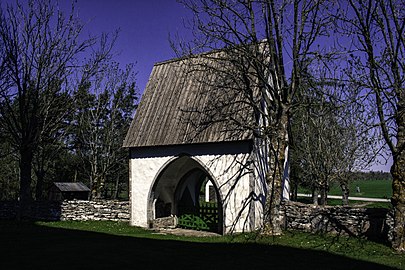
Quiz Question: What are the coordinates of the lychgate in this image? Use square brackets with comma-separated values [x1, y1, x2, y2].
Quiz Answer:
[123, 51, 289, 234]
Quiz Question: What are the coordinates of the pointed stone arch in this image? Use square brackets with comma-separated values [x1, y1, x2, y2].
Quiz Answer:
[128, 141, 266, 234]
[147, 154, 224, 234]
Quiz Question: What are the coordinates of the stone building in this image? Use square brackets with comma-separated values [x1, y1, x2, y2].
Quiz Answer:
[123, 50, 289, 234]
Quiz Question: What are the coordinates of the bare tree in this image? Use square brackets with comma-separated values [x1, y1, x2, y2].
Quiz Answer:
[72, 62, 137, 199]
[0, 138, 19, 200]
[339, 0, 405, 252]
[0, 0, 110, 214]
[173, 0, 333, 234]
[291, 73, 377, 206]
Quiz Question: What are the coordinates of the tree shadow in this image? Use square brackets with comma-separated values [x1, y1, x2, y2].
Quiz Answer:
[0, 221, 396, 270]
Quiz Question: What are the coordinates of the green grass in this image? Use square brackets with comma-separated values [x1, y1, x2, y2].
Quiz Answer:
[296, 197, 392, 208]
[328, 180, 392, 199]
[326, 198, 391, 208]
[298, 179, 392, 200]
[1, 220, 403, 269]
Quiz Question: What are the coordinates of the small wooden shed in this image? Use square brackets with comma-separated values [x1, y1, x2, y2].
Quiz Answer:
[48, 182, 90, 201]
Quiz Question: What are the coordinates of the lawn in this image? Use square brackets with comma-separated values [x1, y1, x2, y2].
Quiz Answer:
[299, 179, 392, 199]
[1, 220, 403, 269]
[298, 179, 393, 208]
[296, 197, 391, 208]
[326, 198, 391, 208]
[328, 180, 392, 199]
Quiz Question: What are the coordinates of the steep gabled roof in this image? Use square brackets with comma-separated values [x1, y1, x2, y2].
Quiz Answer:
[123, 51, 255, 148]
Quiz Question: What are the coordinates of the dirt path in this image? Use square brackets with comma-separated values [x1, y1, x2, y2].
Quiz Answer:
[297, 193, 390, 202]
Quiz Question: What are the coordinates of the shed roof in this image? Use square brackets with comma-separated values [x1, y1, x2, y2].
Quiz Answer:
[53, 182, 90, 192]
[123, 51, 255, 148]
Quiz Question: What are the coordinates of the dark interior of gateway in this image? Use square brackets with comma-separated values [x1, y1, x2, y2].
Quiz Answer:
[149, 156, 222, 233]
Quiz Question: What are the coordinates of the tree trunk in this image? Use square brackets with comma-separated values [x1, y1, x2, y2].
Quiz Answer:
[319, 180, 328, 206]
[90, 174, 96, 200]
[391, 93, 405, 252]
[35, 170, 45, 200]
[290, 180, 297, 201]
[19, 146, 33, 219]
[391, 94, 405, 252]
[97, 175, 105, 199]
[113, 175, 120, 199]
[264, 171, 283, 235]
[263, 110, 289, 235]
[391, 155, 405, 252]
[312, 187, 319, 205]
[340, 182, 350, 206]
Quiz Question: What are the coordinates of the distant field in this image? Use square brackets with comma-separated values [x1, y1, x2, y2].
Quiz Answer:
[329, 179, 392, 199]
[299, 179, 392, 199]
[296, 197, 391, 208]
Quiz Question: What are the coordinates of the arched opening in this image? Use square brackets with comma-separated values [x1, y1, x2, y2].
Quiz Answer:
[175, 169, 222, 233]
[148, 155, 223, 234]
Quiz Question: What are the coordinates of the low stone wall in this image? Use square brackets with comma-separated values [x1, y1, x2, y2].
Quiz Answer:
[59, 200, 129, 221]
[0, 200, 394, 241]
[150, 216, 178, 229]
[0, 200, 130, 222]
[280, 201, 394, 242]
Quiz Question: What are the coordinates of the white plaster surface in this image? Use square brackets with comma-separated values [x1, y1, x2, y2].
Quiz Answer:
[130, 156, 171, 227]
[129, 142, 265, 233]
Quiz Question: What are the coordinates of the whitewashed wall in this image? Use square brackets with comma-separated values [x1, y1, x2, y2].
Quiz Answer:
[129, 141, 265, 234]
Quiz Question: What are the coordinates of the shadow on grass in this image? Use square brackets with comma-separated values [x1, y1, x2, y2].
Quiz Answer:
[0, 222, 395, 270]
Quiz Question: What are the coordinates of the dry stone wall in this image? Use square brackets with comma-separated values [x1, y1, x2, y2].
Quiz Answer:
[0, 200, 129, 222]
[59, 200, 129, 221]
[0, 199, 394, 242]
[280, 201, 394, 242]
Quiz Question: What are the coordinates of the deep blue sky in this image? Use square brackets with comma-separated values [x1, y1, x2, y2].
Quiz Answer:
[3, 0, 391, 171]
[72, 1, 391, 172]
[72, 0, 190, 93]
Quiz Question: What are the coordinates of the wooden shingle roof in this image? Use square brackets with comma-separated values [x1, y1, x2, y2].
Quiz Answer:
[123, 52, 254, 148]
[53, 182, 90, 192]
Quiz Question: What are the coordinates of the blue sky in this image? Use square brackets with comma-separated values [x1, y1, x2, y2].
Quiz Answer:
[72, 0, 191, 93]
[2, 0, 391, 172]
[71, 1, 392, 172]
